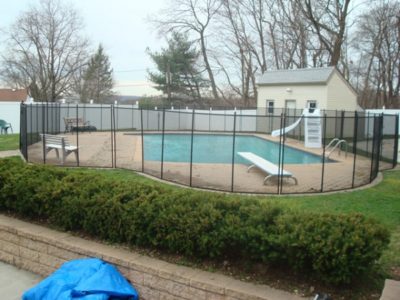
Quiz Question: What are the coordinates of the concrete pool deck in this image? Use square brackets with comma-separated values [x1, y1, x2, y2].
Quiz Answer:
[0, 261, 42, 299]
[26, 131, 393, 194]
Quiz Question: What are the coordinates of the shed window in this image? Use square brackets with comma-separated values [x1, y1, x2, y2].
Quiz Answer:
[307, 100, 317, 109]
[266, 100, 274, 113]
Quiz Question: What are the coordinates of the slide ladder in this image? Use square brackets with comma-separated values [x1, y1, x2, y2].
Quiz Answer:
[304, 109, 322, 148]
[325, 138, 348, 158]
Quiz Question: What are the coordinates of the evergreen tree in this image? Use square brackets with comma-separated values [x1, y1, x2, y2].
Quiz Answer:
[82, 44, 114, 103]
[147, 32, 208, 101]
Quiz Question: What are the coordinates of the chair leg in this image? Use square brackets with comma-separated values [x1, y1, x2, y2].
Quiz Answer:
[247, 165, 256, 173]
[264, 175, 274, 185]
[61, 150, 66, 165]
[74, 150, 79, 165]
[55, 149, 60, 159]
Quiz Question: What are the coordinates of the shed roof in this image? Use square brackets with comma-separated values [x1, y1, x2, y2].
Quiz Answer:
[257, 67, 335, 85]
[0, 89, 28, 102]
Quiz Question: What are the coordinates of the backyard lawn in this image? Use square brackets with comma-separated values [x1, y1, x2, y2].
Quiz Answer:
[0, 134, 19, 151]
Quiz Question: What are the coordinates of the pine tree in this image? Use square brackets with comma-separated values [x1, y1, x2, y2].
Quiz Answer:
[82, 44, 114, 103]
[147, 32, 208, 101]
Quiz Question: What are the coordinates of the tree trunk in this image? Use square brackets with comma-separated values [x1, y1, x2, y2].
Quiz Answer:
[200, 31, 219, 99]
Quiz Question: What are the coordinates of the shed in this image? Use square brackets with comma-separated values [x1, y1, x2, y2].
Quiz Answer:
[257, 67, 358, 112]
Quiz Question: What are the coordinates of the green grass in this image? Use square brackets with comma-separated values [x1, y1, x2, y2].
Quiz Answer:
[0, 134, 19, 151]
[279, 171, 400, 229]
[72, 167, 400, 273]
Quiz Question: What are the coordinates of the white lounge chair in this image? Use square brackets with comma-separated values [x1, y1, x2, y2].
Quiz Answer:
[238, 152, 298, 185]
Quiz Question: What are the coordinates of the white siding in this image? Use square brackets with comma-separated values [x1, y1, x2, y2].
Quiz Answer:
[257, 84, 328, 109]
[326, 71, 358, 111]
[0, 102, 20, 133]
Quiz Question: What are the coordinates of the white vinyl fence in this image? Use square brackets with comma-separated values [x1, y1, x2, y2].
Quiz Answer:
[0, 102, 21, 134]
[55, 105, 257, 133]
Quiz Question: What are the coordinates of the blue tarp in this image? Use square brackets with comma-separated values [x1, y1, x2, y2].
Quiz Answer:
[23, 258, 139, 300]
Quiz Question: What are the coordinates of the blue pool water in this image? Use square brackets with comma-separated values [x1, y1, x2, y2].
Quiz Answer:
[143, 134, 325, 164]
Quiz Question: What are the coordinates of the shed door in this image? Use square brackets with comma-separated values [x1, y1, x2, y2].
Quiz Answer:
[285, 99, 296, 109]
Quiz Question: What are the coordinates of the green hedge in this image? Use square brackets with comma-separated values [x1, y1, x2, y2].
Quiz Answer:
[0, 158, 390, 284]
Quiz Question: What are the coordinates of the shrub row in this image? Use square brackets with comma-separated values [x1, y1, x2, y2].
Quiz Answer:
[0, 158, 390, 284]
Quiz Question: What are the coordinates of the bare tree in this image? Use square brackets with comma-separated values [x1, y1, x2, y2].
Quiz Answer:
[296, 0, 352, 67]
[0, 0, 89, 101]
[214, 0, 257, 105]
[353, 1, 400, 108]
[151, 0, 221, 99]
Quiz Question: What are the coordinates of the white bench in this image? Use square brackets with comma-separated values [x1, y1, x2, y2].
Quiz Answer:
[63, 117, 92, 133]
[238, 152, 298, 185]
[40, 134, 79, 165]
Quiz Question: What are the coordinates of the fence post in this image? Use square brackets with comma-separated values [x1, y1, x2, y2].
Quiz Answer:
[131, 103, 135, 130]
[110, 105, 114, 168]
[100, 104, 103, 131]
[57, 103, 60, 134]
[113, 105, 117, 168]
[75, 105, 80, 167]
[19, 103, 27, 160]
[393, 114, 399, 167]
[189, 109, 195, 187]
[30, 103, 33, 145]
[83, 103, 86, 128]
[41, 103, 46, 164]
[321, 114, 327, 192]
[334, 110, 338, 137]
[160, 109, 166, 179]
[24, 104, 29, 161]
[277, 114, 284, 194]
[45, 101, 47, 134]
[231, 112, 237, 192]
[19, 103, 23, 153]
[340, 110, 345, 140]
[378, 114, 384, 170]
[141, 108, 144, 172]
[370, 115, 377, 183]
[352, 112, 359, 188]
[157, 110, 160, 131]
[370, 115, 383, 182]
[36, 103, 39, 139]
[366, 112, 370, 155]
[279, 113, 287, 194]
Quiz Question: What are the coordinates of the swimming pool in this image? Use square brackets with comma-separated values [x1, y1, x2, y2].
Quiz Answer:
[143, 134, 325, 164]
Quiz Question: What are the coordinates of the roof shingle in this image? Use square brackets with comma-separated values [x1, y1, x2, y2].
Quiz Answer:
[257, 67, 335, 85]
[0, 89, 28, 102]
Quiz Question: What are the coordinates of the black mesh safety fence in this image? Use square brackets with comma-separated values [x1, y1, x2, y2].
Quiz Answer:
[20, 103, 398, 194]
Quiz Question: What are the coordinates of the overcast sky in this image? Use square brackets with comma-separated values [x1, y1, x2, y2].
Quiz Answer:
[0, 0, 166, 96]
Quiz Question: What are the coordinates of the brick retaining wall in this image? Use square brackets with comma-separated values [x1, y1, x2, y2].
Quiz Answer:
[0, 214, 304, 300]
